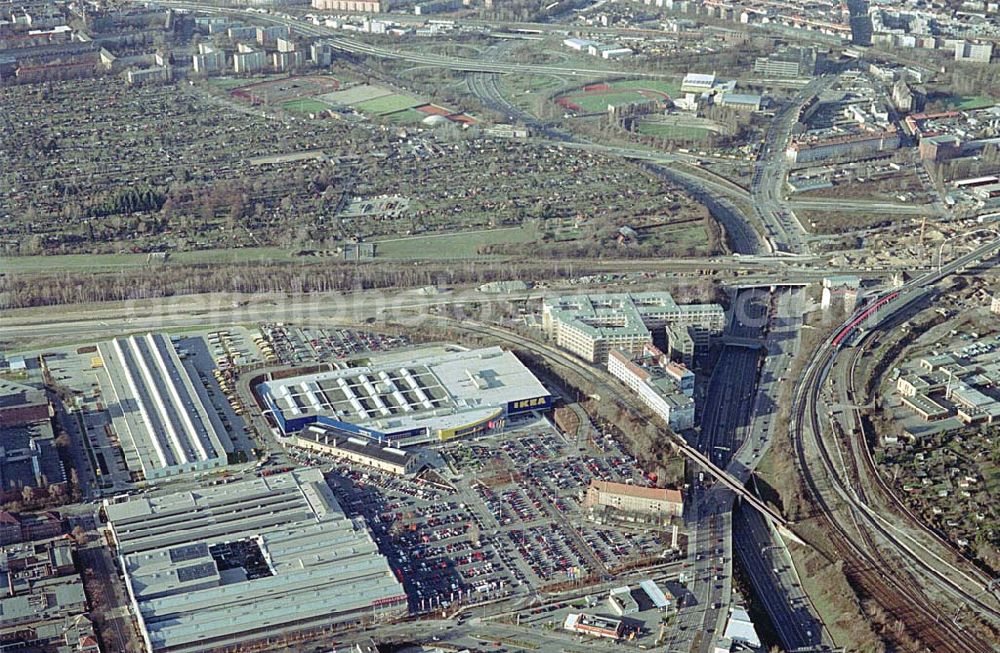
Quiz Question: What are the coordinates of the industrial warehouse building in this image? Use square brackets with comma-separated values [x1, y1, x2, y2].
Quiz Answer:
[896, 349, 1000, 428]
[680, 72, 717, 94]
[716, 92, 762, 112]
[104, 469, 407, 653]
[0, 379, 65, 502]
[785, 127, 901, 164]
[542, 292, 725, 364]
[259, 347, 551, 446]
[97, 333, 234, 481]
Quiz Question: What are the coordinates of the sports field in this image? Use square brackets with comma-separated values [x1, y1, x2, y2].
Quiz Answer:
[610, 79, 682, 96]
[385, 108, 429, 124]
[317, 84, 392, 106]
[417, 104, 451, 116]
[555, 79, 681, 113]
[353, 93, 423, 116]
[231, 76, 341, 105]
[281, 99, 331, 115]
[636, 121, 713, 140]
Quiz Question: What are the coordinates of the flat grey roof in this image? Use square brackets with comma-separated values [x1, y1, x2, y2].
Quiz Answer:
[0, 576, 87, 626]
[299, 424, 413, 466]
[263, 346, 549, 433]
[98, 333, 231, 479]
[544, 292, 724, 340]
[902, 393, 949, 416]
[0, 378, 46, 411]
[106, 469, 405, 652]
[1, 419, 62, 493]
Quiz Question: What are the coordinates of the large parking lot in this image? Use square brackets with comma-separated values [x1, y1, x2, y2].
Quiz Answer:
[257, 324, 410, 365]
[305, 419, 678, 615]
[325, 467, 516, 613]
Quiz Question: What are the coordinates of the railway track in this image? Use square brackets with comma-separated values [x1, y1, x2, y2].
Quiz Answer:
[435, 316, 785, 522]
[844, 345, 996, 589]
[793, 341, 999, 652]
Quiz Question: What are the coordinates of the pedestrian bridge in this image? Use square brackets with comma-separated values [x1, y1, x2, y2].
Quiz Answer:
[721, 336, 767, 349]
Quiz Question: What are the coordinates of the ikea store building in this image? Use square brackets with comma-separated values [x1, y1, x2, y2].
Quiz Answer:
[257, 346, 552, 447]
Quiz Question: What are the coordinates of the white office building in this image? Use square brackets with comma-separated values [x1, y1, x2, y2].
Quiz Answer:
[542, 292, 724, 364]
[607, 345, 695, 430]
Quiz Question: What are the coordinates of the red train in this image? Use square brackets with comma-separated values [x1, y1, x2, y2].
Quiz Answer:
[831, 291, 900, 347]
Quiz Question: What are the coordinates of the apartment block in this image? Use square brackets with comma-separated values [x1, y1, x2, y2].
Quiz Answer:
[542, 292, 724, 364]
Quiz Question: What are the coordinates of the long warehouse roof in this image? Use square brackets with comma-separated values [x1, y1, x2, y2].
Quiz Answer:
[98, 333, 230, 478]
[105, 469, 405, 652]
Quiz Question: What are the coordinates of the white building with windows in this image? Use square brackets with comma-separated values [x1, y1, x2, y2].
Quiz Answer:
[542, 292, 724, 364]
[192, 43, 225, 74]
[607, 345, 695, 430]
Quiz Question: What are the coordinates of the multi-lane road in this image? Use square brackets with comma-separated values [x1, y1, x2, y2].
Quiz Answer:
[668, 287, 832, 652]
[751, 76, 836, 255]
[675, 288, 764, 651]
[727, 288, 832, 651]
[461, 48, 767, 256]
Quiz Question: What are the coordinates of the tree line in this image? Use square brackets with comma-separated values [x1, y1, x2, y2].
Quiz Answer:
[0, 258, 588, 309]
[86, 183, 166, 217]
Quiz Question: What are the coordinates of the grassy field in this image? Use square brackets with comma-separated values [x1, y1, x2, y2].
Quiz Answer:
[374, 225, 537, 259]
[353, 93, 423, 116]
[0, 247, 298, 273]
[319, 84, 392, 106]
[611, 79, 682, 97]
[556, 80, 679, 114]
[281, 99, 331, 115]
[419, 43, 484, 57]
[385, 108, 430, 124]
[945, 94, 995, 110]
[794, 208, 896, 235]
[0, 230, 537, 272]
[663, 224, 710, 248]
[502, 73, 566, 93]
[636, 121, 713, 140]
